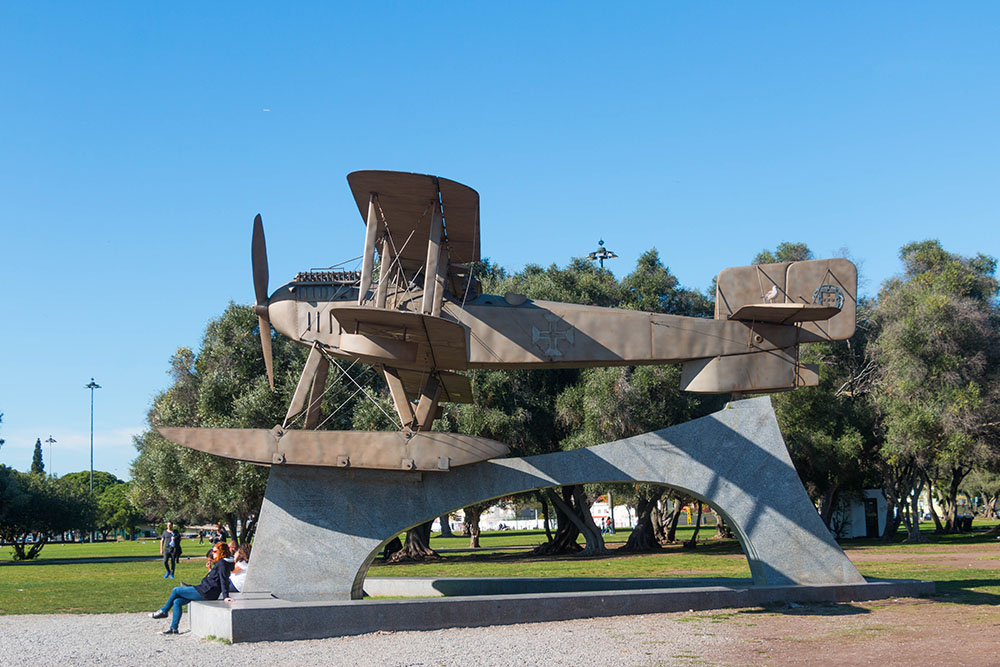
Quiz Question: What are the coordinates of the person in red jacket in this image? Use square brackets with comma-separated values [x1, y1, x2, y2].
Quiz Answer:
[150, 542, 234, 634]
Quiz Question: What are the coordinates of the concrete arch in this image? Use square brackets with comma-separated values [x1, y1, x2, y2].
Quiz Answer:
[245, 397, 865, 601]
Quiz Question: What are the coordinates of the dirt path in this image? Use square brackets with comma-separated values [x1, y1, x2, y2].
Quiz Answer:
[678, 597, 1000, 666]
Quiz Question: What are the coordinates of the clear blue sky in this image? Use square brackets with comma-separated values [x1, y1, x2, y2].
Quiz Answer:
[2, 3, 998, 479]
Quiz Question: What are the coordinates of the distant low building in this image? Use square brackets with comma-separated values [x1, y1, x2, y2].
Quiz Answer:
[831, 489, 886, 539]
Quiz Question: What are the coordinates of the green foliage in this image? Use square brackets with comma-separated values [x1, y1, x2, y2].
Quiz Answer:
[30, 439, 44, 474]
[872, 240, 1000, 532]
[500, 258, 623, 307]
[556, 365, 703, 450]
[131, 303, 288, 532]
[898, 240, 998, 302]
[873, 244, 999, 466]
[753, 241, 812, 265]
[0, 469, 90, 560]
[57, 471, 121, 537]
[450, 368, 577, 457]
[620, 249, 712, 317]
[773, 344, 878, 511]
[98, 482, 144, 538]
[750, 243, 880, 522]
[131, 302, 381, 539]
[59, 470, 120, 497]
[0, 465, 27, 531]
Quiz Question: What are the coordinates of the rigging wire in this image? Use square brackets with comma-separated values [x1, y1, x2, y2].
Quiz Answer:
[323, 351, 401, 430]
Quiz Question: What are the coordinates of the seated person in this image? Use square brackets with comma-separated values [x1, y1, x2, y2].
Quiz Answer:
[230, 543, 251, 592]
[150, 542, 234, 634]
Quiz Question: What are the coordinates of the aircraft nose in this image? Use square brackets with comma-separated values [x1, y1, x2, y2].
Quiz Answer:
[267, 297, 296, 340]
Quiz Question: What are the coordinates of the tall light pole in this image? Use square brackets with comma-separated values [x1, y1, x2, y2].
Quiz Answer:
[45, 435, 56, 476]
[84, 379, 101, 494]
[84, 379, 101, 542]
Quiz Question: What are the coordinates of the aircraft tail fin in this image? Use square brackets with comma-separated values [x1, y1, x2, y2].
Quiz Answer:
[714, 258, 857, 341]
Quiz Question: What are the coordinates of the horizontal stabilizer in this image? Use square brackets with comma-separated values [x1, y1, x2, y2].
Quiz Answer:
[728, 303, 841, 324]
[715, 258, 857, 341]
[158, 426, 508, 471]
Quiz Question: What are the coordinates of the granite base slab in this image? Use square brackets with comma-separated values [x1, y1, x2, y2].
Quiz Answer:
[190, 579, 934, 643]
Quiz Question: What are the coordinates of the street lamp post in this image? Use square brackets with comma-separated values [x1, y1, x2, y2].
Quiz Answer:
[45, 435, 56, 476]
[84, 378, 101, 542]
[587, 239, 618, 269]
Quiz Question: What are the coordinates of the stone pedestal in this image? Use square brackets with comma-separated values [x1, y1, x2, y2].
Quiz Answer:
[244, 397, 865, 601]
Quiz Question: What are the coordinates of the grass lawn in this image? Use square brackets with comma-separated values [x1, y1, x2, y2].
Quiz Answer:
[3, 523, 997, 615]
[0, 538, 208, 561]
[0, 557, 219, 614]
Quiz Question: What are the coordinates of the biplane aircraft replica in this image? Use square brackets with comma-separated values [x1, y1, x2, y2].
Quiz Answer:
[161, 171, 857, 472]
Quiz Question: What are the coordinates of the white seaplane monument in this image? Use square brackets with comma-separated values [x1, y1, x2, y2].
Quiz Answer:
[160, 171, 931, 642]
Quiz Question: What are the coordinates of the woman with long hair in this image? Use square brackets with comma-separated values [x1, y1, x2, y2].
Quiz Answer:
[150, 541, 235, 634]
[230, 542, 251, 591]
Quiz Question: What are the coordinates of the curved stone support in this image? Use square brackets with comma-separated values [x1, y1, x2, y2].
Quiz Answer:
[245, 397, 864, 601]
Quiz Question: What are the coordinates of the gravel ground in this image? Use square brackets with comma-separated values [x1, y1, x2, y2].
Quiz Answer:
[0, 611, 725, 666]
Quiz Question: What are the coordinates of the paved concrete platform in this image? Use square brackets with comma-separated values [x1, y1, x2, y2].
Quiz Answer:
[190, 579, 934, 643]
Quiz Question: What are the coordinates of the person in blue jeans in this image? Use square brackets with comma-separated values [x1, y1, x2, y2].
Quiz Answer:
[151, 541, 235, 634]
[159, 522, 181, 579]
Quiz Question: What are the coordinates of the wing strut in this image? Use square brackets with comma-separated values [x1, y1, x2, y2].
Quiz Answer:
[283, 343, 329, 429]
[413, 373, 443, 432]
[431, 244, 449, 317]
[420, 198, 444, 314]
[375, 234, 391, 308]
[383, 366, 415, 427]
[358, 193, 379, 305]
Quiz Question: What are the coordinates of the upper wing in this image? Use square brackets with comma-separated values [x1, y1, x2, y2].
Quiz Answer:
[347, 170, 480, 270]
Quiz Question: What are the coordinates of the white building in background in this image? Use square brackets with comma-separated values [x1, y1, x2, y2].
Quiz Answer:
[831, 489, 886, 539]
[432, 501, 637, 533]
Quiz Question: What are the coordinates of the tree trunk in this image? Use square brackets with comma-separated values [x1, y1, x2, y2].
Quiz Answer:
[387, 520, 439, 562]
[572, 486, 606, 555]
[650, 500, 667, 543]
[882, 490, 901, 541]
[982, 494, 998, 520]
[239, 513, 258, 545]
[463, 506, 482, 548]
[620, 490, 663, 552]
[905, 473, 928, 543]
[818, 485, 841, 528]
[879, 460, 910, 541]
[381, 536, 402, 560]
[538, 486, 606, 555]
[665, 496, 686, 543]
[226, 515, 240, 547]
[538, 491, 553, 542]
[10, 535, 47, 561]
[533, 488, 582, 555]
[924, 475, 945, 533]
[714, 511, 734, 539]
[943, 472, 959, 532]
[438, 514, 454, 538]
[943, 465, 971, 533]
[683, 502, 704, 549]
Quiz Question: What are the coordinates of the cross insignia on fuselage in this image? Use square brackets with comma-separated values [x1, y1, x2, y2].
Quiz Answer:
[532, 316, 575, 357]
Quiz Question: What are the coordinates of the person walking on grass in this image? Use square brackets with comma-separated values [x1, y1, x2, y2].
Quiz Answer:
[151, 542, 235, 634]
[159, 522, 181, 579]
